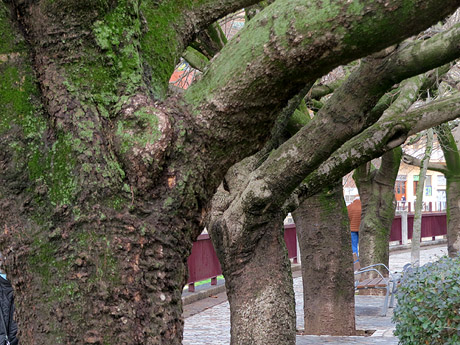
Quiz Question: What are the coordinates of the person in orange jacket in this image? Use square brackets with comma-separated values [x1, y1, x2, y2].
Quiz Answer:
[347, 197, 361, 256]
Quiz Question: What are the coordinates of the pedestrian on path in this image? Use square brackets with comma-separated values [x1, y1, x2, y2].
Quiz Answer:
[348, 197, 362, 257]
[0, 253, 19, 345]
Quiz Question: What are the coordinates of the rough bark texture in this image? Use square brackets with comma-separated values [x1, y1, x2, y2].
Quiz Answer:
[223, 220, 295, 345]
[411, 129, 434, 266]
[292, 183, 355, 335]
[445, 178, 460, 256]
[353, 148, 402, 277]
[207, 156, 296, 345]
[2, 0, 460, 343]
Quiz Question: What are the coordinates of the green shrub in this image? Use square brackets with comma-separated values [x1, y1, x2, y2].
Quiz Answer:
[393, 256, 460, 345]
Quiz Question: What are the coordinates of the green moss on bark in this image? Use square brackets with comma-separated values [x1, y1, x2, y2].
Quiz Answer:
[116, 108, 161, 155]
[139, 2, 183, 98]
[0, 64, 44, 136]
[0, 4, 26, 54]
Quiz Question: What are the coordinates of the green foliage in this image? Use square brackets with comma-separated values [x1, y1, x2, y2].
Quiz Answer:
[393, 256, 460, 345]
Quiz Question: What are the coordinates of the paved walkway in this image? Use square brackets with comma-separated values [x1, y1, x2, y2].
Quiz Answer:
[183, 244, 448, 345]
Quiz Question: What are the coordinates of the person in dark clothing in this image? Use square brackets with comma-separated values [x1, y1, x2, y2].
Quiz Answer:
[0, 275, 19, 345]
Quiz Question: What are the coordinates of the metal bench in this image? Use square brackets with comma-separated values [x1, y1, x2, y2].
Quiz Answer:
[353, 253, 397, 316]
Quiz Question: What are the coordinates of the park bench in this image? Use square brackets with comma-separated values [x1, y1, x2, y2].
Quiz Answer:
[353, 253, 397, 316]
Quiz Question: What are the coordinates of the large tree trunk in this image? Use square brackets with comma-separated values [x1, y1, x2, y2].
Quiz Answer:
[220, 220, 295, 345]
[354, 148, 402, 274]
[292, 183, 355, 336]
[207, 154, 297, 345]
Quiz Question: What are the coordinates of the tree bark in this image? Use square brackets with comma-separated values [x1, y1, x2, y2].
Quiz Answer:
[435, 123, 460, 257]
[353, 148, 402, 276]
[222, 220, 295, 345]
[445, 178, 460, 256]
[352, 72, 426, 273]
[207, 153, 296, 345]
[229, 23, 460, 218]
[292, 183, 355, 336]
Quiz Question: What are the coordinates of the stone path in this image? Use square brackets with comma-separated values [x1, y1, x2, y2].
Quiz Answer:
[183, 244, 448, 345]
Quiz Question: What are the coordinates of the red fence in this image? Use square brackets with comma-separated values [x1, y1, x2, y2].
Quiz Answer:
[390, 212, 447, 243]
[187, 234, 222, 291]
[187, 226, 298, 290]
[284, 223, 298, 263]
[187, 212, 447, 291]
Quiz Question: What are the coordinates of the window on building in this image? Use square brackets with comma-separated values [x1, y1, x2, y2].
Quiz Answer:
[395, 181, 406, 199]
[437, 174, 446, 186]
[413, 175, 431, 196]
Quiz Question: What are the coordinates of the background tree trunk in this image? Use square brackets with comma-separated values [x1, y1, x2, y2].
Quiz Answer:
[445, 178, 460, 256]
[354, 148, 402, 274]
[292, 182, 355, 336]
[411, 129, 434, 266]
[436, 123, 460, 257]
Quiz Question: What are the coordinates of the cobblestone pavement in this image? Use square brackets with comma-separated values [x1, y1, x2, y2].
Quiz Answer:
[183, 245, 447, 345]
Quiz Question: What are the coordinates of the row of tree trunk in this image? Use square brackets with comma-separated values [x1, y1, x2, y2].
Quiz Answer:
[1, 0, 460, 343]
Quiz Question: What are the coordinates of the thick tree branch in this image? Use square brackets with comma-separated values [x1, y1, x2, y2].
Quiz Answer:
[296, 94, 460, 202]
[402, 154, 448, 174]
[435, 122, 460, 174]
[380, 75, 426, 120]
[236, 22, 460, 215]
[182, 46, 209, 71]
[186, 0, 460, 129]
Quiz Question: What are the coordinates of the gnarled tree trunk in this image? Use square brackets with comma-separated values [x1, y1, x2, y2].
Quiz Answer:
[207, 154, 297, 345]
[292, 182, 355, 336]
[220, 219, 295, 345]
[436, 123, 460, 257]
[354, 148, 402, 274]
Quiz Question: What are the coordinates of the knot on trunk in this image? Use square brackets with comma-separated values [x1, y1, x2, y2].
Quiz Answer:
[114, 94, 173, 191]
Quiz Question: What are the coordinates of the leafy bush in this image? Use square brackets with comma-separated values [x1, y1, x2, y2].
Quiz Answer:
[393, 256, 460, 345]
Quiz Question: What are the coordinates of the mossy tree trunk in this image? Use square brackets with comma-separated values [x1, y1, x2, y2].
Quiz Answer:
[292, 182, 356, 336]
[353, 148, 402, 275]
[2, 0, 460, 344]
[435, 123, 460, 257]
